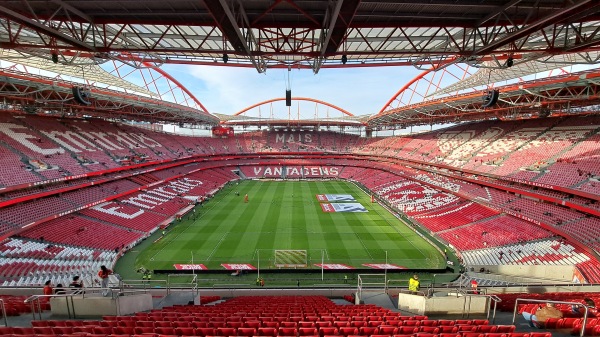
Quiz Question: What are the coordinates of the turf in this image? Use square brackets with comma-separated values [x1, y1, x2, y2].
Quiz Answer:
[133, 180, 446, 272]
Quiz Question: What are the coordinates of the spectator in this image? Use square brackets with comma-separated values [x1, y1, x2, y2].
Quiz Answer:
[98, 265, 113, 297]
[522, 302, 563, 328]
[54, 284, 66, 295]
[572, 298, 597, 317]
[408, 274, 420, 294]
[470, 279, 479, 294]
[42, 280, 53, 304]
[70, 276, 84, 294]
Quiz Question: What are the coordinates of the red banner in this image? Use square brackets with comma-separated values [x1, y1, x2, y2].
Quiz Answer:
[315, 263, 354, 269]
[173, 264, 207, 270]
[363, 263, 406, 269]
[221, 263, 257, 270]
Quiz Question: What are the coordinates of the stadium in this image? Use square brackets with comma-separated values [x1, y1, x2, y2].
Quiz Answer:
[0, 0, 600, 336]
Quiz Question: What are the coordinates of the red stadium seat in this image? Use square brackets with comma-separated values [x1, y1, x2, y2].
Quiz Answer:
[421, 320, 438, 327]
[0, 327, 13, 335]
[244, 321, 261, 329]
[299, 321, 316, 328]
[339, 327, 359, 336]
[216, 327, 237, 336]
[175, 327, 198, 336]
[483, 333, 507, 337]
[137, 321, 155, 327]
[461, 333, 484, 337]
[419, 326, 439, 334]
[300, 327, 319, 336]
[316, 321, 333, 328]
[52, 326, 74, 334]
[156, 327, 177, 335]
[195, 327, 216, 336]
[350, 321, 367, 328]
[279, 327, 299, 336]
[439, 333, 461, 337]
[258, 327, 278, 337]
[237, 327, 257, 336]
[359, 326, 379, 336]
[495, 326, 515, 333]
[476, 325, 496, 333]
[403, 320, 420, 327]
[438, 326, 459, 333]
[438, 320, 455, 326]
[319, 327, 340, 336]
[264, 322, 281, 329]
[134, 326, 155, 334]
[379, 326, 398, 335]
[92, 326, 114, 334]
[33, 326, 55, 334]
[397, 327, 418, 335]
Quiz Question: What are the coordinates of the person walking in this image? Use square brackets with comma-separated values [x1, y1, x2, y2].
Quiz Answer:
[98, 265, 113, 296]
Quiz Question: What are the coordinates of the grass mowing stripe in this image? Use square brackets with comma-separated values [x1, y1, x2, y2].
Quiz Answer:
[134, 180, 445, 270]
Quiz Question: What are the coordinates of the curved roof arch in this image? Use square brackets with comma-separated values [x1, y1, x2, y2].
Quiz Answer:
[233, 97, 354, 117]
[219, 97, 364, 128]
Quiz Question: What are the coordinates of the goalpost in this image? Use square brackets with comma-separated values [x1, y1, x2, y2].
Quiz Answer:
[274, 249, 308, 268]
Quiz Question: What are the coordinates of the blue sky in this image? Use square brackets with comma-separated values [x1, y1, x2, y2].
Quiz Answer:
[163, 64, 423, 118]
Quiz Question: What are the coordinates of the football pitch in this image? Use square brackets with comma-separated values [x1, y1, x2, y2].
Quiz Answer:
[134, 180, 446, 272]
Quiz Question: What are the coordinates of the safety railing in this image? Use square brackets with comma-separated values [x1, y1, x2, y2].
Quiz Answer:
[394, 286, 500, 322]
[23, 287, 127, 320]
[167, 274, 199, 302]
[119, 279, 167, 293]
[454, 289, 501, 322]
[24, 293, 78, 320]
[0, 299, 7, 327]
[511, 298, 590, 337]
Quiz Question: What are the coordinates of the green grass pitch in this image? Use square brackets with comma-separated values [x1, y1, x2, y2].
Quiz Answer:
[134, 180, 446, 271]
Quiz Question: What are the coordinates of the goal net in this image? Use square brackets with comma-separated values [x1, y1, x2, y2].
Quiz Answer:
[274, 250, 308, 268]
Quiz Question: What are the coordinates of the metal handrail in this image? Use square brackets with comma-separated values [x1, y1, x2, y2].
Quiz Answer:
[450, 288, 500, 322]
[24, 295, 46, 320]
[24, 293, 81, 320]
[488, 294, 502, 323]
[119, 279, 167, 293]
[0, 299, 7, 327]
[512, 298, 589, 337]
[24, 287, 121, 320]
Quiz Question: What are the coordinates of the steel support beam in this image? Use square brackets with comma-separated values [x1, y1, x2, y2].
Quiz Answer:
[205, 0, 267, 73]
[0, 4, 96, 52]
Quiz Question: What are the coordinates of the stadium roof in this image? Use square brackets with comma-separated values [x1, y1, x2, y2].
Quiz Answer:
[0, 1, 599, 126]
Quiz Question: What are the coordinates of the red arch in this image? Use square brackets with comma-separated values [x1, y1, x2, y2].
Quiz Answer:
[377, 69, 433, 115]
[142, 62, 210, 113]
[233, 97, 354, 117]
[377, 57, 468, 116]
